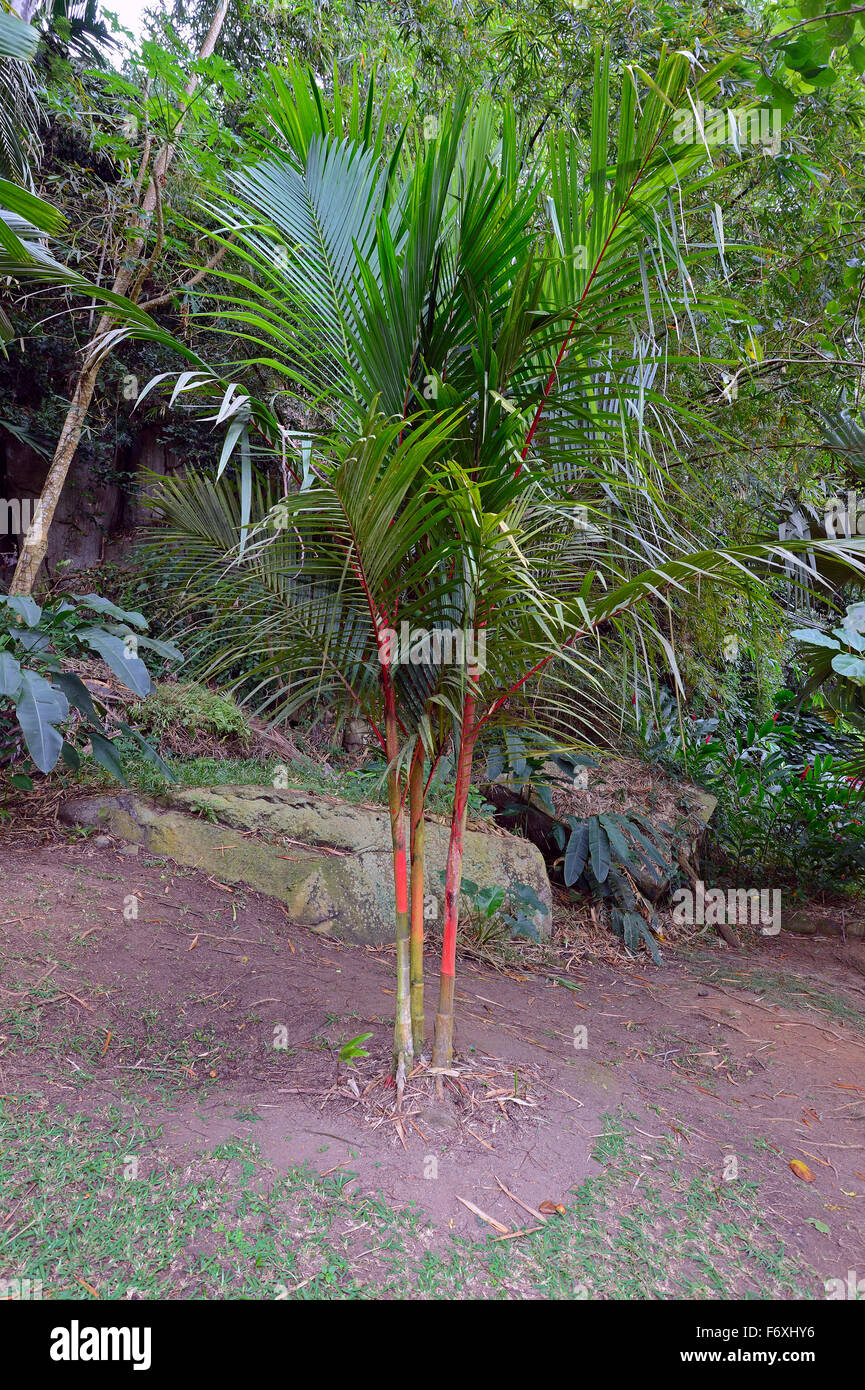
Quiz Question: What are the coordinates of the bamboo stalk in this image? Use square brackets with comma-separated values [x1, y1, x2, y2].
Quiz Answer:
[409, 740, 426, 1055]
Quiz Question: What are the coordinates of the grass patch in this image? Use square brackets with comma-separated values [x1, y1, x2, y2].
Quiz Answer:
[738, 969, 865, 1032]
[73, 748, 496, 822]
[0, 1106, 818, 1299]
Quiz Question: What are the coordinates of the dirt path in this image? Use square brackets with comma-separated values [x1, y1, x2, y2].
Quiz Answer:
[1, 836, 864, 1299]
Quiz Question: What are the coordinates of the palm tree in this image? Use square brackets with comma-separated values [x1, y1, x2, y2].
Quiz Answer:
[100, 51, 865, 1072]
[0, 5, 41, 186]
[144, 409, 463, 1082]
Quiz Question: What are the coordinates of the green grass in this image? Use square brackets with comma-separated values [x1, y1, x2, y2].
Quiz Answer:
[82, 753, 276, 795]
[0, 972, 248, 1103]
[0, 1105, 820, 1299]
[80, 749, 382, 802]
[71, 746, 496, 822]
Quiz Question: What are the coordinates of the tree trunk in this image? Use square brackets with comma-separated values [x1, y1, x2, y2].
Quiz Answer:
[431, 696, 476, 1071]
[384, 680, 412, 1087]
[8, 0, 229, 595]
[409, 740, 426, 1055]
[10, 0, 40, 21]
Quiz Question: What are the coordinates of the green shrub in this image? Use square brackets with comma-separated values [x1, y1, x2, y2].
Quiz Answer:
[0, 591, 178, 787]
[675, 710, 865, 892]
[131, 681, 252, 746]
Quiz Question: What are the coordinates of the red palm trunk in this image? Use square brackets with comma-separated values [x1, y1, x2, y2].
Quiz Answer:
[431, 694, 476, 1069]
[409, 740, 426, 1055]
[383, 675, 412, 1083]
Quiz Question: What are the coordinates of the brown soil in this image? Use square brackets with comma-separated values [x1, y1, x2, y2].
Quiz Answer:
[555, 752, 709, 826]
[1, 831, 865, 1290]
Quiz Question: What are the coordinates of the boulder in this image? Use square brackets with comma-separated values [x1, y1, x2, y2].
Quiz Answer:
[60, 784, 552, 944]
[782, 911, 818, 936]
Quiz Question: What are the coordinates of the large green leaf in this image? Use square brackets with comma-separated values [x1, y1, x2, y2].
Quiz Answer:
[87, 729, 128, 785]
[73, 594, 148, 629]
[0, 11, 38, 62]
[832, 653, 865, 683]
[589, 817, 610, 882]
[0, 650, 22, 697]
[564, 821, 589, 885]
[194, 127, 392, 420]
[16, 669, 67, 773]
[0, 594, 42, 627]
[77, 628, 151, 697]
[51, 671, 105, 732]
[790, 628, 841, 650]
[133, 634, 184, 663]
[599, 813, 640, 872]
[0, 180, 64, 233]
[618, 815, 672, 876]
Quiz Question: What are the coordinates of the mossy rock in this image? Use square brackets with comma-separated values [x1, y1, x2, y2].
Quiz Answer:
[60, 785, 551, 944]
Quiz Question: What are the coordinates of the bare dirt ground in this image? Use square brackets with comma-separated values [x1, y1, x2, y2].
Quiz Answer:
[2, 831, 865, 1299]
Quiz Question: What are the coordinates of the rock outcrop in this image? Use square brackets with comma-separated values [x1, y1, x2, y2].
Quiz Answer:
[60, 784, 552, 944]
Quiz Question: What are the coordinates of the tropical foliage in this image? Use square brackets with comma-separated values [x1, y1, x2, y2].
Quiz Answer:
[89, 45, 865, 1074]
[676, 708, 865, 891]
[4, 1, 865, 1083]
[0, 589, 179, 781]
